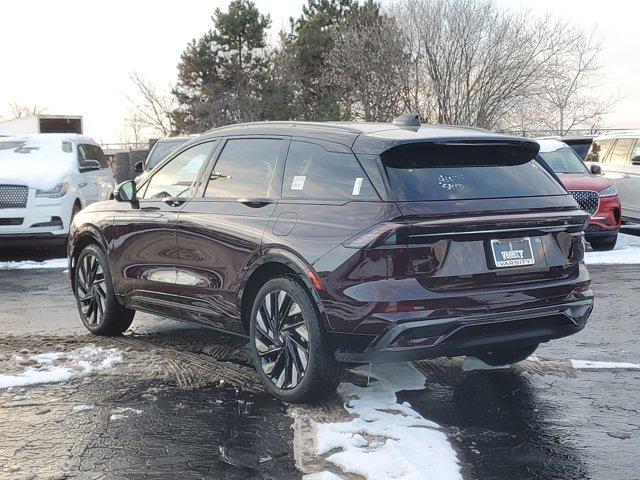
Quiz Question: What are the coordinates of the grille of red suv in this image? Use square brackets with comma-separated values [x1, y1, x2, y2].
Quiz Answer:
[0, 185, 28, 209]
[569, 190, 599, 217]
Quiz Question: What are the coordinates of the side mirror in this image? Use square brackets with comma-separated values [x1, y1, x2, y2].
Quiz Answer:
[590, 164, 602, 175]
[80, 159, 100, 172]
[114, 180, 137, 203]
[632, 155, 640, 166]
[134, 161, 144, 174]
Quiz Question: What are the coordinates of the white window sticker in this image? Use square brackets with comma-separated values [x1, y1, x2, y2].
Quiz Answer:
[291, 175, 306, 190]
[352, 177, 363, 196]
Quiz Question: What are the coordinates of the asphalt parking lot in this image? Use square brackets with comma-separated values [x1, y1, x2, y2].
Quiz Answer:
[1, 241, 639, 480]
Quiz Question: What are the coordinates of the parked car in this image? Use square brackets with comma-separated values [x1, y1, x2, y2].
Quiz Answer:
[585, 133, 640, 224]
[133, 136, 192, 183]
[560, 135, 595, 160]
[0, 134, 114, 247]
[68, 119, 593, 402]
[537, 139, 621, 250]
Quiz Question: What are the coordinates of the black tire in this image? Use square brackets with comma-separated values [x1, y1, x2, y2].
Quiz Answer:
[249, 276, 343, 403]
[588, 233, 618, 251]
[475, 343, 539, 367]
[73, 244, 134, 335]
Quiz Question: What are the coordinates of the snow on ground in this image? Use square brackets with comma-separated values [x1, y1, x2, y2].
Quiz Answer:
[585, 233, 640, 264]
[461, 356, 511, 371]
[571, 359, 640, 370]
[71, 404, 95, 414]
[110, 407, 143, 421]
[312, 363, 461, 480]
[0, 258, 67, 270]
[0, 346, 123, 389]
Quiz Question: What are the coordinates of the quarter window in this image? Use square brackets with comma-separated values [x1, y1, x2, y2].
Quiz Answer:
[204, 139, 282, 199]
[628, 139, 640, 162]
[140, 142, 214, 200]
[283, 141, 377, 200]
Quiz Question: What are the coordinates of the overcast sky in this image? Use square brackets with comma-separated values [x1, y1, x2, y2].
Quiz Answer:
[1, 0, 638, 143]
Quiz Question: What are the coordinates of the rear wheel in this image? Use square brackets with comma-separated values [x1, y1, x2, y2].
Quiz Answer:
[249, 276, 343, 403]
[74, 245, 134, 335]
[589, 233, 618, 251]
[475, 343, 539, 366]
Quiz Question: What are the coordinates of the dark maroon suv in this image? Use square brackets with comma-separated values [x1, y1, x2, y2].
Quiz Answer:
[68, 118, 593, 402]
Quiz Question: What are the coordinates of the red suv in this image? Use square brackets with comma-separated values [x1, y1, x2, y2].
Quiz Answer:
[537, 140, 621, 250]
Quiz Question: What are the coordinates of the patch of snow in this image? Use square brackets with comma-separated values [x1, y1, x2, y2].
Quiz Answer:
[303, 472, 345, 480]
[72, 404, 95, 414]
[571, 359, 640, 370]
[109, 407, 142, 421]
[313, 363, 462, 480]
[0, 258, 67, 270]
[462, 356, 511, 371]
[0, 346, 123, 389]
[585, 233, 640, 264]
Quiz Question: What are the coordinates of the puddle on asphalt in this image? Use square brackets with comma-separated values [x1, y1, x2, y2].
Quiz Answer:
[76, 380, 299, 479]
[399, 365, 639, 480]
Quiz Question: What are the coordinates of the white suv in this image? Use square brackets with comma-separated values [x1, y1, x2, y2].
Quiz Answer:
[0, 134, 114, 247]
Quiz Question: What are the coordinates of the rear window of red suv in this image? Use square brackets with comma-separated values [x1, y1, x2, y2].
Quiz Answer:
[381, 142, 565, 201]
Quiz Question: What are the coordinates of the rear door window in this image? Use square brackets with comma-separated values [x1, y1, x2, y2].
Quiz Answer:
[283, 141, 377, 200]
[204, 138, 282, 199]
[606, 138, 634, 166]
[586, 139, 615, 163]
[78, 144, 108, 169]
[382, 143, 565, 201]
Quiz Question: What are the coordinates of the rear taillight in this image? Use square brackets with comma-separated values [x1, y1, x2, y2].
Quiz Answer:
[342, 223, 397, 249]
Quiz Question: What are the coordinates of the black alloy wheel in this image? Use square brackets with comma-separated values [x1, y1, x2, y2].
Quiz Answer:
[254, 289, 310, 389]
[249, 276, 342, 402]
[76, 251, 107, 327]
[74, 245, 135, 335]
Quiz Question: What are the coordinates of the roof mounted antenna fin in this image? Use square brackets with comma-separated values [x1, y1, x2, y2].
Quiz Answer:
[392, 114, 421, 129]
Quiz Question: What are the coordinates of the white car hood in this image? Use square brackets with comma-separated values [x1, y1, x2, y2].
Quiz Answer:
[0, 146, 76, 191]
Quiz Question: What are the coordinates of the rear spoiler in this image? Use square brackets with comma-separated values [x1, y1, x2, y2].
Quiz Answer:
[378, 139, 564, 188]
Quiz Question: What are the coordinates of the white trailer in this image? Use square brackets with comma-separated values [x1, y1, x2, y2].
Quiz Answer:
[0, 115, 83, 136]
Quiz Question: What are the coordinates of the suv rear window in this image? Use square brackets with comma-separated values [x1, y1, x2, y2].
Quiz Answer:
[382, 143, 565, 201]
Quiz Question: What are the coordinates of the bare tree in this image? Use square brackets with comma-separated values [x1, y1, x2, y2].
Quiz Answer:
[128, 71, 176, 136]
[325, 6, 410, 121]
[119, 111, 147, 149]
[394, 0, 612, 131]
[535, 29, 617, 135]
[9, 103, 47, 118]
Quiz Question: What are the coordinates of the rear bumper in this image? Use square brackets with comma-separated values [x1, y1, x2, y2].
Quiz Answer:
[333, 294, 593, 363]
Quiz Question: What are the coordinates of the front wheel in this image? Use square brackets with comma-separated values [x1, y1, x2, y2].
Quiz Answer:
[475, 343, 539, 366]
[588, 233, 618, 251]
[249, 276, 343, 403]
[73, 244, 135, 335]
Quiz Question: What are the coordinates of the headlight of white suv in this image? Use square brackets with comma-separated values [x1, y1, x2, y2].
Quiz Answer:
[36, 183, 69, 198]
[598, 185, 618, 197]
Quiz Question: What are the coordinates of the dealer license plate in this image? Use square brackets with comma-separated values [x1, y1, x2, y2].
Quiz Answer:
[490, 237, 535, 268]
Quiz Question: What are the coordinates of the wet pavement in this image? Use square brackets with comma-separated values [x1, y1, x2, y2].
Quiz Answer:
[1, 245, 639, 479]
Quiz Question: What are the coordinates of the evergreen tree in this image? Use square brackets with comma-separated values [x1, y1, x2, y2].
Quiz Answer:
[282, 0, 359, 121]
[172, 0, 271, 133]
